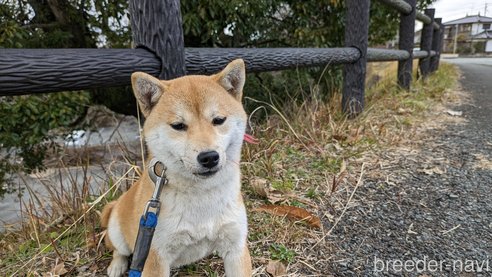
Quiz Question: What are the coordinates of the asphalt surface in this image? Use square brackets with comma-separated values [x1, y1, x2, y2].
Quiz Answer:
[328, 58, 492, 276]
[445, 58, 492, 125]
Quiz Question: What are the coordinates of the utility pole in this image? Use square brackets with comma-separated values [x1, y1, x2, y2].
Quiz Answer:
[485, 3, 488, 16]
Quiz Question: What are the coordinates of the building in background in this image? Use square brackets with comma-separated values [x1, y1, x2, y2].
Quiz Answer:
[442, 15, 492, 54]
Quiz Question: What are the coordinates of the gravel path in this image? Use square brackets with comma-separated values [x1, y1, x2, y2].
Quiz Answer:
[327, 60, 492, 276]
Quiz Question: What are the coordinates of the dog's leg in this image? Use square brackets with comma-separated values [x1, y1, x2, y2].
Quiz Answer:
[106, 210, 132, 277]
[224, 245, 252, 277]
[142, 249, 170, 277]
[107, 250, 128, 277]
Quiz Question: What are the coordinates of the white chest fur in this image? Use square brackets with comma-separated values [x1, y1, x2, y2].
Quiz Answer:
[152, 171, 248, 267]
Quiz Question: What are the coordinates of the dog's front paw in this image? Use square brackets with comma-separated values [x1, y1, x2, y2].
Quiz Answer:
[107, 255, 128, 277]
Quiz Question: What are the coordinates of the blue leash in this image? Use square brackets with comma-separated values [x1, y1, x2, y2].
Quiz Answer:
[129, 159, 168, 277]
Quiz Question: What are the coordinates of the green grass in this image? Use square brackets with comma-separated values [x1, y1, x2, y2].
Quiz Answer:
[269, 243, 296, 263]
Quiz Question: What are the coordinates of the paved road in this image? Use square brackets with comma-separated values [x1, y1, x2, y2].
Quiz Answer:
[444, 58, 492, 126]
[328, 58, 492, 276]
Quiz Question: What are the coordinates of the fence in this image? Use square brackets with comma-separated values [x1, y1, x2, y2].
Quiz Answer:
[0, 0, 444, 117]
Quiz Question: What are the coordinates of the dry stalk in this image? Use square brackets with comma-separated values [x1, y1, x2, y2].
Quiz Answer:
[311, 163, 365, 250]
[10, 167, 135, 275]
[244, 97, 309, 148]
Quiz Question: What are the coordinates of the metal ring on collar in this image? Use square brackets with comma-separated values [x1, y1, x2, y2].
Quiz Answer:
[149, 158, 166, 184]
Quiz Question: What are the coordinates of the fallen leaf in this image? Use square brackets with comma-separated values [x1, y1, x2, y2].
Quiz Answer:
[250, 178, 287, 204]
[86, 235, 97, 249]
[472, 153, 492, 170]
[421, 167, 445, 175]
[250, 177, 269, 197]
[266, 260, 287, 276]
[267, 190, 287, 204]
[446, 110, 462, 116]
[254, 205, 321, 228]
[407, 223, 418, 235]
[332, 134, 347, 141]
[89, 263, 99, 271]
[44, 262, 68, 276]
[397, 108, 410, 114]
[339, 159, 347, 175]
[346, 135, 359, 144]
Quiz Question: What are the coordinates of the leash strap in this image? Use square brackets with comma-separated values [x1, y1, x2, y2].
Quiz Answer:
[129, 159, 167, 277]
[129, 212, 157, 276]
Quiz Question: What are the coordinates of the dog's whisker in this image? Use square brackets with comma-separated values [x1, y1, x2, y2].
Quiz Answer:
[227, 159, 240, 166]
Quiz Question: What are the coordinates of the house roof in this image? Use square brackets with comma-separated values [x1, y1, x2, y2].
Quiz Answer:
[472, 30, 492, 39]
[444, 15, 492, 25]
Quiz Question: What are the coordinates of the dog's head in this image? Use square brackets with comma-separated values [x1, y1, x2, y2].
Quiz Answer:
[131, 59, 247, 182]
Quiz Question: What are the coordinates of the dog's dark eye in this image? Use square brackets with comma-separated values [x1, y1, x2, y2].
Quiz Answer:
[212, 117, 227, 126]
[170, 122, 187, 131]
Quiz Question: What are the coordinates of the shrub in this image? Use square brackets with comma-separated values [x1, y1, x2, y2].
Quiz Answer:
[0, 91, 90, 192]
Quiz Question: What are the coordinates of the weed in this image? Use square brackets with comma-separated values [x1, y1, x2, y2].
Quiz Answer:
[311, 156, 342, 173]
[305, 187, 319, 199]
[271, 179, 294, 191]
[269, 243, 296, 263]
[289, 199, 306, 208]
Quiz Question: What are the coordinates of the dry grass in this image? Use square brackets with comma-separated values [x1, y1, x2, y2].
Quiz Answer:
[0, 62, 459, 276]
[472, 153, 492, 170]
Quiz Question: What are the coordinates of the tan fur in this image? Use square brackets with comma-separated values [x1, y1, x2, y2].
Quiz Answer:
[142, 249, 166, 277]
[102, 59, 252, 276]
[101, 201, 116, 228]
[101, 201, 116, 250]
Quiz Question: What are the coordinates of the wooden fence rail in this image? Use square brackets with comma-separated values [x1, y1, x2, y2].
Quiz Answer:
[0, 0, 445, 117]
[378, 0, 440, 29]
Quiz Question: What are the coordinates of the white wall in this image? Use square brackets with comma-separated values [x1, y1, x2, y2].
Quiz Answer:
[472, 23, 480, 35]
[486, 40, 492, 52]
[472, 23, 491, 35]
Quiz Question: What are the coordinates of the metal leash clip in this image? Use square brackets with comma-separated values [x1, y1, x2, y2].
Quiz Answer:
[143, 158, 168, 219]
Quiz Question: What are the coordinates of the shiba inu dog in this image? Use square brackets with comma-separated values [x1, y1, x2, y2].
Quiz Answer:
[101, 59, 252, 276]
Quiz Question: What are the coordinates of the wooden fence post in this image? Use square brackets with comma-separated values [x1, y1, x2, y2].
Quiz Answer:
[430, 18, 443, 72]
[397, 0, 416, 90]
[129, 0, 186, 80]
[418, 8, 435, 79]
[342, 0, 370, 117]
[437, 21, 445, 70]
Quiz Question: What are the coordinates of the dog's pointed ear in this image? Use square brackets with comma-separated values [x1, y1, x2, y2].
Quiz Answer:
[131, 72, 167, 117]
[214, 59, 246, 101]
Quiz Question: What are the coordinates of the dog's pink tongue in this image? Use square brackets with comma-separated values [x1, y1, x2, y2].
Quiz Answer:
[243, 134, 259, 144]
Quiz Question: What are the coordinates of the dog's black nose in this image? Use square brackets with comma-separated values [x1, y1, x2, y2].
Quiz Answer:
[197, 151, 220, 169]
